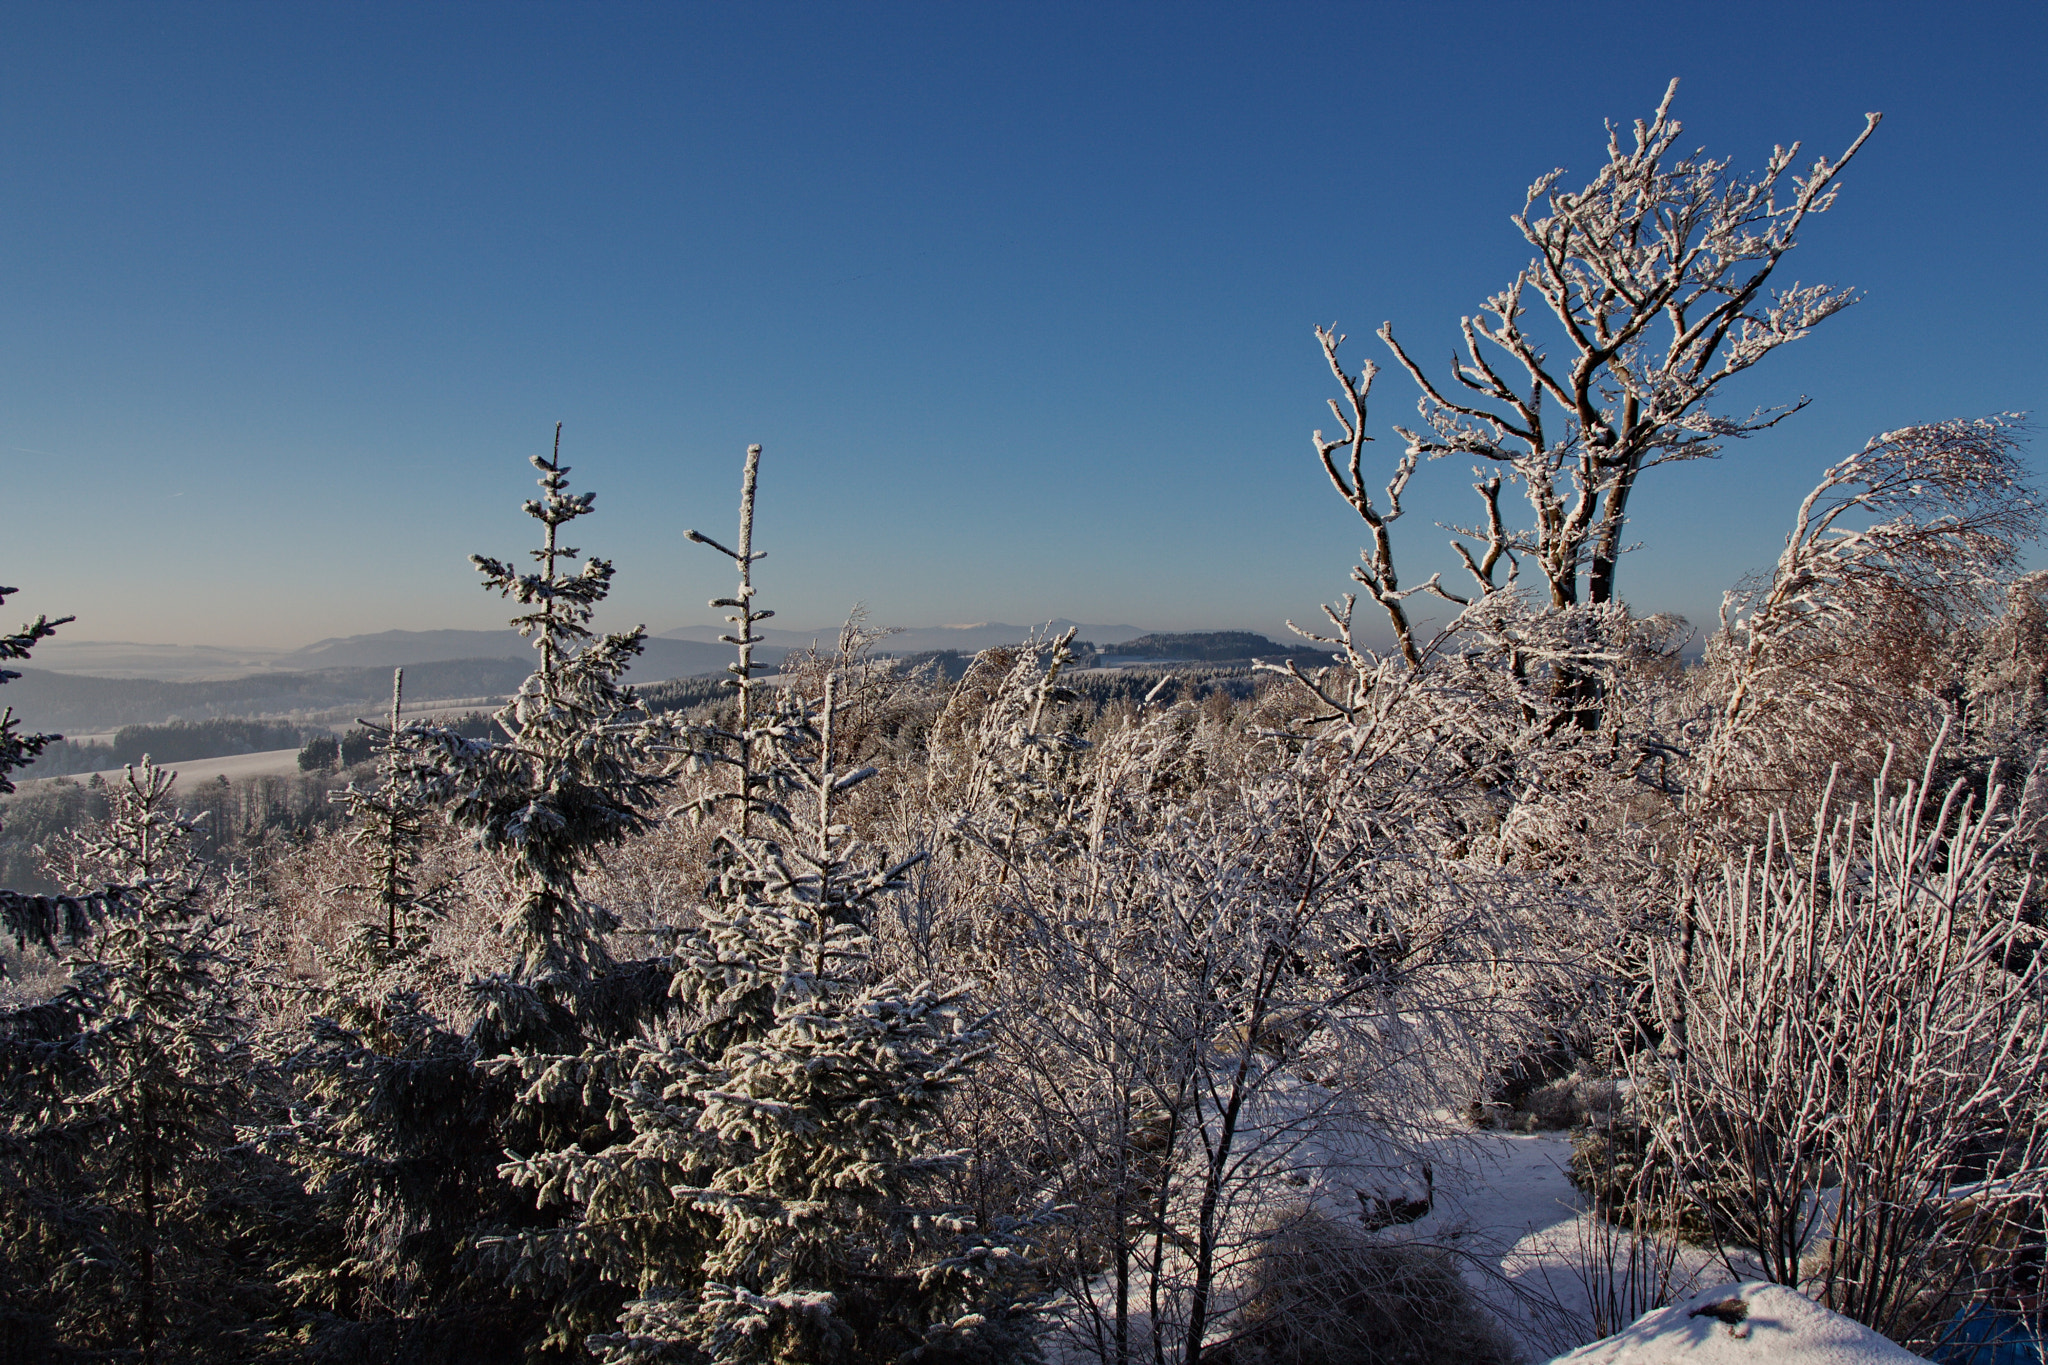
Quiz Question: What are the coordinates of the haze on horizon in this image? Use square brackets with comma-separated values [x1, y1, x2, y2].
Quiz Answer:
[4, 2, 2042, 654]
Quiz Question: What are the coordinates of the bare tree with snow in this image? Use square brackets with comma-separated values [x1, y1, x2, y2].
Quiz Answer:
[1314, 81, 1880, 676]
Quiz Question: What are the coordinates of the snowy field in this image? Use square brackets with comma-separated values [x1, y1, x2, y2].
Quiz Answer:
[19, 746, 306, 788]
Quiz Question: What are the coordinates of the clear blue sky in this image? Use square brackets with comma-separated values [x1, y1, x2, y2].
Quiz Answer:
[3, 1, 2042, 650]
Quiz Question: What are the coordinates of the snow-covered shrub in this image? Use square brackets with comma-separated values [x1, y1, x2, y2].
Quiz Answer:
[903, 621, 1559, 1364]
[1644, 739, 2048, 1347]
[1209, 1207, 1518, 1365]
[1694, 418, 2040, 829]
[1503, 1069, 1622, 1133]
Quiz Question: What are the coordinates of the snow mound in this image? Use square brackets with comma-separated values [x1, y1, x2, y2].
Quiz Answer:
[1547, 1282, 1920, 1363]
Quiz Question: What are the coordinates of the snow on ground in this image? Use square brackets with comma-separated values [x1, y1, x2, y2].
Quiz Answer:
[1381, 1131, 1933, 1362]
[1549, 1281, 1921, 1363]
[1297, 1125, 1727, 1360]
[1379, 1129, 1616, 1357]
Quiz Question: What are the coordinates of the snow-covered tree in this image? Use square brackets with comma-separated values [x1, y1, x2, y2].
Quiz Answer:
[501, 446, 1048, 1365]
[266, 441, 692, 1358]
[0, 585, 68, 799]
[1313, 81, 1880, 665]
[0, 585, 106, 963]
[0, 762, 266, 1362]
[933, 654, 1548, 1365]
[264, 670, 530, 1359]
[436, 426, 674, 989]
[333, 670, 445, 947]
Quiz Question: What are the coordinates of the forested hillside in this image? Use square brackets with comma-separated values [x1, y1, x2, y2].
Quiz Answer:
[6, 658, 534, 732]
[1095, 631, 1333, 664]
[4, 89, 2044, 1365]
[29, 718, 313, 776]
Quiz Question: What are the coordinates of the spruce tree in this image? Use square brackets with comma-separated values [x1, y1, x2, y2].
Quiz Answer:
[267, 671, 521, 1360]
[335, 670, 442, 950]
[503, 446, 1048, 1365]
[444, 426, 672, 991]
[298, 432, 686, 1358]
[0, 585, 68, 798]
[0, 585, 104, 959]
[0, 762, 263, 1362]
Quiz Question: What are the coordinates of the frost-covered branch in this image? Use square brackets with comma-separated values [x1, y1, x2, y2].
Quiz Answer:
[1647, 740, 2048, 1345]
[1699, 417, 2039, 808]
[1372, 81, 1879, 611]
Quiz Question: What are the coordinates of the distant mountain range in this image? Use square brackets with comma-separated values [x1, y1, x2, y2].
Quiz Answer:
[13, 631, 771, 733]
[286, 629, 763, 680]
[30, 630, 782, 685]
[7, 659, 536, 735]
[32, 622, 1161, 683]
[659, 620, 1148, 655]
[26, 639, 295, 681]
[15, 622, 1316, 733]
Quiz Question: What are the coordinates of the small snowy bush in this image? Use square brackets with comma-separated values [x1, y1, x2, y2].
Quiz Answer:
[1210, 1208, 1518, 1365]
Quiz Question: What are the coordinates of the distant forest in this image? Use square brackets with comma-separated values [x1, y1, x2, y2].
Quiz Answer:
[30, 718, 314, 777]
[1097, 631, 1334, 663]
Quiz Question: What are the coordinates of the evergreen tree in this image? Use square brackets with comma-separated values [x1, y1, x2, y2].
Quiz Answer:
[0, 585, 103, 960]
[503, 446, 1048, 1365]
[0, 762, 267, 1362]
[0, 585, 69, 798]
[336, 671, 441, 948]
[267, 671, 527, 1360]
[443, 426, 673, 990]
[278, 435, 687, 1360]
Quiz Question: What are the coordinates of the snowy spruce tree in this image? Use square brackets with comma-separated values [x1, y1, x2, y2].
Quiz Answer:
[267, 670, 523, 1358]
[335, 670, 445, 951]
[0, 584, 108, 957]
[437, 425, 674, 992]
[501, 446, 1048, 1365]
[0, 761, 268, 1362]
[0, 584, 68, 796]
[273, 437, 689, 1357]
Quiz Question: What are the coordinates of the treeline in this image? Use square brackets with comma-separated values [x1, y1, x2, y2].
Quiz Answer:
[1098, 630, 1334, 663]
[296, 712, 498, 771]
[632, 674, 729, 716]
[0, 762, 358, 898]
[32, 717, 313, 776]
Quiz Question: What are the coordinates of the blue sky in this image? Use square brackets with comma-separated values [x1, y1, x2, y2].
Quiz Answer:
[3, 1, 2042, 650]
